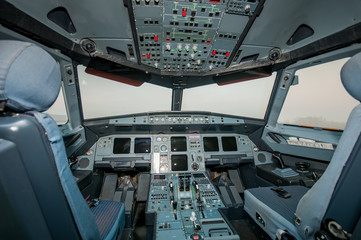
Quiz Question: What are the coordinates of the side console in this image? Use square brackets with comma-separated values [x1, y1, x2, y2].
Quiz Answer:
[146, 172, 239, 239]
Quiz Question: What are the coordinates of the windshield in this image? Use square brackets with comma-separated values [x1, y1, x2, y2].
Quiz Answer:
[78, 65, 172, 119]
[182, 73, 276, 118]
[78, 65, 276, 119]
[278, 58, 358, 130]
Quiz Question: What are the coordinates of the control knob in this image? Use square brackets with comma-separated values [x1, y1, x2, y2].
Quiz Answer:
[191, 162, 199, 171]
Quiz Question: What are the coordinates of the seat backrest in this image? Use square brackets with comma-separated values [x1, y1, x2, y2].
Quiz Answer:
[294, 53, 361, 239]
[0, 40, 100, 239]
[0, 118, 80, 239]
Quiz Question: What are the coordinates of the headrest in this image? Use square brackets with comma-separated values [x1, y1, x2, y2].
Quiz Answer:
[0, 40, 61, 112]
[341, 52, 361, 102]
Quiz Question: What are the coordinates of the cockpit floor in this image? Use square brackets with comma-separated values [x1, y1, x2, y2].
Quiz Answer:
[230, 219, 268, 240]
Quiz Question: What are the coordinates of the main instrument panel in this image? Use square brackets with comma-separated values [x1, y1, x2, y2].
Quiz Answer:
[74, 133, 253, 239]
[81, 133, 254, 172]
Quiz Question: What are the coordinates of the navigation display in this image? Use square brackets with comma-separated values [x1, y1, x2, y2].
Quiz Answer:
[171, 137, 187, 152]
[222, 137, 238, 151]
[171, 155, 188, 171]
[113, 138, 131, 154]
[135, 138, 151, 153]
[203, 137, 219, 152]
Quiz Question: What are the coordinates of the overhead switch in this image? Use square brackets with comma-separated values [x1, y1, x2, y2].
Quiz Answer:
[212, 50, 216, 56]
[225, 51, 230, 57]
[182, 8, 187, 17]
[154, 35, 158, 42]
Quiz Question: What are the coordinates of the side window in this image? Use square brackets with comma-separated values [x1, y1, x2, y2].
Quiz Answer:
[278, 58, 359, 130]
[45, 88, 68, 125]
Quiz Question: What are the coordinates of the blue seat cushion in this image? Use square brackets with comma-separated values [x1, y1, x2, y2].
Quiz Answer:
[244, 185, 308, 240]
[91, 201, 125, 240]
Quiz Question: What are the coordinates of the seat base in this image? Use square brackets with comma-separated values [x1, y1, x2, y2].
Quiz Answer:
[91, 200, 125, 240]
[244, 186, 308, 240]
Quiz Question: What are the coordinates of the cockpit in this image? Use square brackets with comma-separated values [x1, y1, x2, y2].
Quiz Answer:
[1, 0, 361, 240]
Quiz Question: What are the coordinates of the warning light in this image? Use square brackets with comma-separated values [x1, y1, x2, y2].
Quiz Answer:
[182, 8, 187, 17]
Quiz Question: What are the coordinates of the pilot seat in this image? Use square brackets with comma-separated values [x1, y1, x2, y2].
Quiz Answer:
[0, 40, 125, 240]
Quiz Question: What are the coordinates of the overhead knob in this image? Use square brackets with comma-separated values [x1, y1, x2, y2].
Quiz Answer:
[182, 8, 187, 17]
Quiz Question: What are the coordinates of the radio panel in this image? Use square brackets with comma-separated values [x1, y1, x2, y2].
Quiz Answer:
[146, 173, 239, 240]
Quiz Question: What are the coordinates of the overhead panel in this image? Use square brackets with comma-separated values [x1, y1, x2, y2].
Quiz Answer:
[132, 0, 260, 72]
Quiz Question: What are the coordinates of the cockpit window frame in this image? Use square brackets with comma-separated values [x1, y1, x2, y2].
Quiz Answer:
[262, 44, 361, 162]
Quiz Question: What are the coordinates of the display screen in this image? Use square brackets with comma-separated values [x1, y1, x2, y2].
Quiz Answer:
[135, 138, 151, 153]
[171, 155, 188, 171]
[113, 138, 131, 154]
[171, 137, 187, 152]
[222, 137, 238, 151]
[203, 137, 219, 152]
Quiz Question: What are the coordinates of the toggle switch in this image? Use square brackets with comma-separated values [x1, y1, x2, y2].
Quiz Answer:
[182, 8, 187, 17]
[154, 35, 158, 42]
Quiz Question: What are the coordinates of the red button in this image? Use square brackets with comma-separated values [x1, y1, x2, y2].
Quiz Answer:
[154, 35, 158, 42]
[193, 236, 199, 240]
[225, 51, 230, 57]
[212, 50, 216, 56]
[147, 53, 150, 58]
[182, 8, 187, 17]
